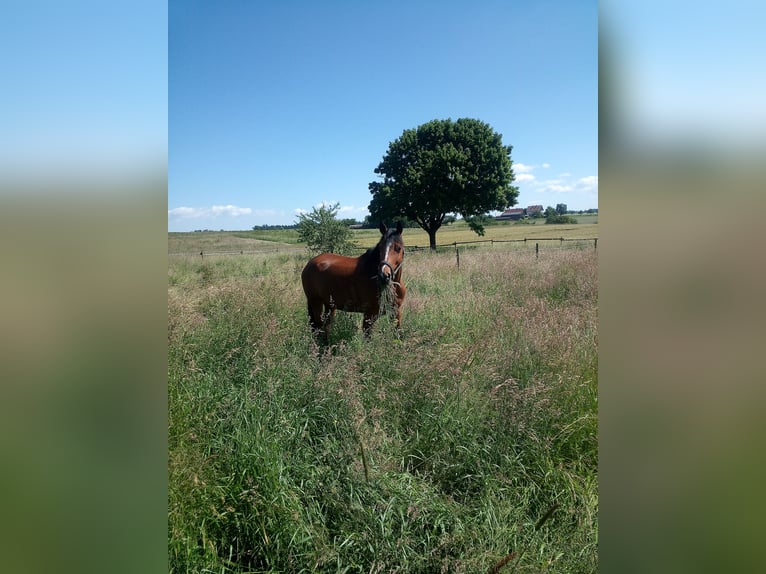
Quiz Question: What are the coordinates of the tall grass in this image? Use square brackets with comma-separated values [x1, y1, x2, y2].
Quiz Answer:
[168, 244, 598, 572]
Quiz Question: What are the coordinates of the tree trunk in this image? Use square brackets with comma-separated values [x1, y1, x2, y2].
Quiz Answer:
[417, 217, 442, 251]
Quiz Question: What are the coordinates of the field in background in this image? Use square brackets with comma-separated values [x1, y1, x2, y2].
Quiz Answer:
[169, 215, 598, 255]
[168, 237, 598, 572]
[168, 231, 299, 254]
[353, 216, 598, 250]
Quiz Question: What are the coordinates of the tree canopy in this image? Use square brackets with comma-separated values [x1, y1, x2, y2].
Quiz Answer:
[368, 118, 518, 249]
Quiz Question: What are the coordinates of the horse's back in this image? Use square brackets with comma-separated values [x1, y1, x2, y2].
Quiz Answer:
[301, 253, 372, 311]
[303, 253, 356, 276]
[302, 253, 355, 287]
[302, 253, 356, 294]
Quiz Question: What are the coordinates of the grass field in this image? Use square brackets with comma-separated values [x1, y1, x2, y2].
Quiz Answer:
[168, 230, 598, 572]
[169, 216, 598, 255]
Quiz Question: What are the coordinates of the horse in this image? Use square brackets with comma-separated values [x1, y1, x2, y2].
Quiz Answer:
[301, 221, 406, 343]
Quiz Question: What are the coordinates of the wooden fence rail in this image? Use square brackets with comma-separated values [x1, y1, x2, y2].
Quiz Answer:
[406, 237, 598, 252]
[172, 237, 598, 259]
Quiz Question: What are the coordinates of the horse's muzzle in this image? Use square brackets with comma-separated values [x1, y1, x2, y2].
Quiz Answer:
[378, 261, 394, 284]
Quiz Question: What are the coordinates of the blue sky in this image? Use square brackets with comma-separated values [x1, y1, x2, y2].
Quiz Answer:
[168, 0, 598, 231]
[1, 1, 167, 182]
[602, 0, 766, 151]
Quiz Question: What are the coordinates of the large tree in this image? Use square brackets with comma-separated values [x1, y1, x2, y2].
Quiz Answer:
[368, 118, 518, 249]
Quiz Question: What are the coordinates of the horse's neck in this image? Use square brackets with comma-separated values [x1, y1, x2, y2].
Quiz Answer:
[357, 246, 380, 276]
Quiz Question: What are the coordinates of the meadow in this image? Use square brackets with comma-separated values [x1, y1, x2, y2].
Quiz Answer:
[169, 216, 598, 255]
[168, 228, 598, 572]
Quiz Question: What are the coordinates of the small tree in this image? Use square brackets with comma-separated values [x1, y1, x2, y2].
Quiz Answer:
[556, 203, 568, 215]
[295, 203, 356, 255]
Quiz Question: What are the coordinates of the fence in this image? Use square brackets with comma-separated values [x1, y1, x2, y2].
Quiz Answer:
[404, 236, 598, 251]
[173, 237, 598, 261]
[169, 246, 305, 258]
[403, 237, 598, 268]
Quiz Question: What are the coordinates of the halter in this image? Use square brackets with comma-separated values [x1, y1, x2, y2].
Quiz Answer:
[377, 235, 404, 282]
[379, 258, 403, 278]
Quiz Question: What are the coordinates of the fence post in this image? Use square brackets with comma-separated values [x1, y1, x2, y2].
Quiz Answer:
[455, 243, 460, 269]
[594, 238, 598, 249]
[535, 242, 539, 260]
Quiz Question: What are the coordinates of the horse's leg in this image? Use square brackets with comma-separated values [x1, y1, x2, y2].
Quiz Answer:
[323, 306, 336, 338]
[307, 300, 321, 331]
[394, 305, 402, 329]
[362, 312, 377, 338]
[394, 283, 407, 329]
[307, 299, 327, 342]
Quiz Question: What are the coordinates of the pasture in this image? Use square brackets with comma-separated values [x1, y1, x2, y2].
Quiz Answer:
[168, 230, 598, 572]
[169, 216, 598, 256]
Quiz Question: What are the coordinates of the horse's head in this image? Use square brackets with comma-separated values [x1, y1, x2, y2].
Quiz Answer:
[377, 221, 404, 285]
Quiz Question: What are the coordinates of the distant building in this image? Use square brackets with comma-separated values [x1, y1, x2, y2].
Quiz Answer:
[495, 208, 525, 221]
[495, 204, 546, 221]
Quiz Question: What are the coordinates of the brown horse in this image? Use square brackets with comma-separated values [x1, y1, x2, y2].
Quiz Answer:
[301, 222, 406, 342]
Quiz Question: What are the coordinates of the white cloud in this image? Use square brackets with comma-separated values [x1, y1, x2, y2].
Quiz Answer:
[546, 183, 574, 193]
[296, 202, 369, 220]
[514, 162, 535, 173]
[338, 205, 370, 218]
[514, 164, 597, 210]
[578, 175, 599, 187]
[531, 178, 575, 194]
[168, 204, 253, 219]
[210, 204, 252, 216]
[515, 162, 552, 178]
[521, 170, 598, 196]
[168, 206, 203, 218]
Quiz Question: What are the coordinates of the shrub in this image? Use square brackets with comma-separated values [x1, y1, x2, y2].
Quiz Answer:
[543, 206, 578, 224]
[296, 202, 356, 255]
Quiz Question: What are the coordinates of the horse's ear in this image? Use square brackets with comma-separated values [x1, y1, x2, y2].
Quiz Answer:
[395, 221, 403, 234]
[379, 222, 387, 235]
